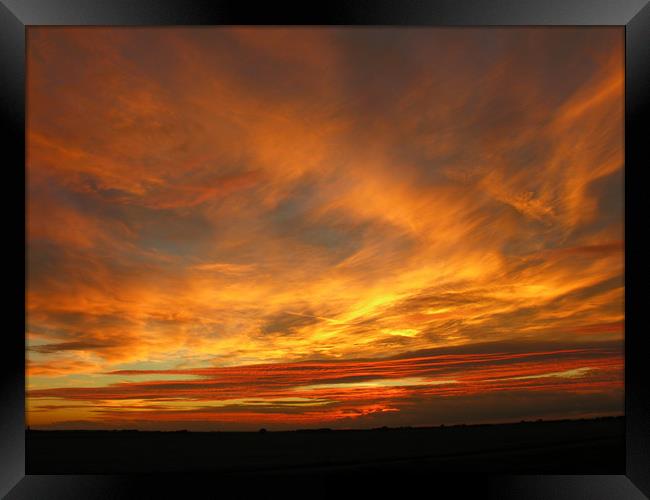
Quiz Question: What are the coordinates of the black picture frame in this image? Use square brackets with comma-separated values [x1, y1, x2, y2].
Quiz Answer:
[2, 1, 648, 498]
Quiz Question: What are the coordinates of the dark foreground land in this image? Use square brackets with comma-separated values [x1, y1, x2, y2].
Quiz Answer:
[27, 416, 624, 475]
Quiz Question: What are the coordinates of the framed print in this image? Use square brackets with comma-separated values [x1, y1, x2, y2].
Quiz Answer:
[1, 1, 649, 498]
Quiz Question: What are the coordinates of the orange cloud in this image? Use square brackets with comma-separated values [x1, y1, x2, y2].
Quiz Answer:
[26, 27, 624, 430]
[27, 341, 622, 429]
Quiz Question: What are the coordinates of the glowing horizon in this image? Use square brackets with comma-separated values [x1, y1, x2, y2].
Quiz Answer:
[26, 27, 624, 431]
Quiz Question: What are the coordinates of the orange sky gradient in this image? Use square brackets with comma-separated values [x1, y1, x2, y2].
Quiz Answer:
[26, 27, 624, 430]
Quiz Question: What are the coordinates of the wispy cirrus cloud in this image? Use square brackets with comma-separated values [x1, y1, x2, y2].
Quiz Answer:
[27, 27, 623, 429]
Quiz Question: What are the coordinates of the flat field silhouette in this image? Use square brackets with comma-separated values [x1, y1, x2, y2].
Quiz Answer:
[26, 416, 624, 475]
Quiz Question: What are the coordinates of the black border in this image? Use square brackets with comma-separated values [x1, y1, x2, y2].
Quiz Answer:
[2, 1, 649, 498]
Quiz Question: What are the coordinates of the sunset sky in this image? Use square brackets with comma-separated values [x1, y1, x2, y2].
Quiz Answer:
[26, 27, 624, 430]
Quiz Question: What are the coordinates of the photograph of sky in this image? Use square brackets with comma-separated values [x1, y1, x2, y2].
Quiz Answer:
[26, 27, 624, 431]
